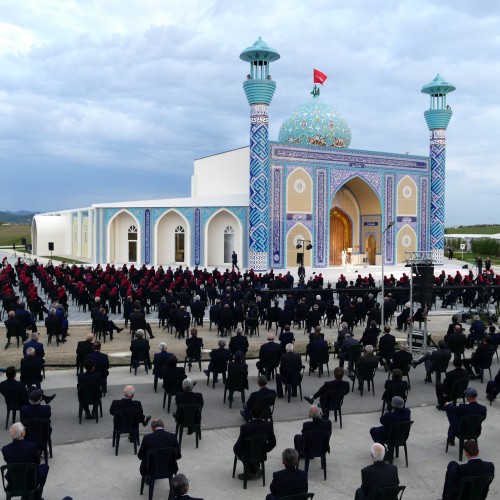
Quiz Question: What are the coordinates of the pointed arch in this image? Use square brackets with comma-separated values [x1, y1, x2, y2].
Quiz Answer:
[155, 209, 191, 266]
[205, 209, 243, 267]
[396, 224, 417, 263]
[286, 223, 312, 267]
[286, 167, 313, 214]
[397, 175, 418, 216]
[107, 209, 141, 264]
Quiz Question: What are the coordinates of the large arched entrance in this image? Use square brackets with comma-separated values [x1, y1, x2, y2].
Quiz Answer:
[156, 210, 189, 266]
[205, 209, 242, 267]
[329, 177, 381, 266]
[329, 208, 352, 266]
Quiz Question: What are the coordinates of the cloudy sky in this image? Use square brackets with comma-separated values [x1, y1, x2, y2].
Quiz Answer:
[0, 0, 499, 225]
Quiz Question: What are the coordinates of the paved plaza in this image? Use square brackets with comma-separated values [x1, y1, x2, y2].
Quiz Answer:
[1, 250, 499, 499]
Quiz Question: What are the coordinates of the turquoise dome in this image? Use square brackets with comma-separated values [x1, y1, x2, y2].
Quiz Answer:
[278, 95, 351, 148]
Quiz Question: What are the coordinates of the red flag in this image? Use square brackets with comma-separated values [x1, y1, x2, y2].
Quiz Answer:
[313, 69, 328, 85]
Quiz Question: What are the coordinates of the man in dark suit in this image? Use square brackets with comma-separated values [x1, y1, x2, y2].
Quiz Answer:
[278, 325, 295, 352]
[266, 448, 308, 500]
[77, 360, 102, 419]
[130, 330, 152, 369]
[229, 327, 249, 356]
[110, 385, 151, 427]
[20, 389, 52, 425]
[2, 422, 49, 500]
[293, 405, 332, 455]
[138, 418, 181, 477]
[370, 396, 411, 444]
[85, 341, 110, 390]
[305, 366, 350, 419]
[463, 336, 496, 379]
[466, 315, 485, 348]
[173, 378, 203, 432]
[355, 443, 399, 500]
[435, 358, 470, 410]
[171, 473, 203, 500]
[76, 333, 95, 374]
[276, 343, 303, 398]
[129, 300, 154, 339]
[445, 323, 466, 360]
[240, 375, 276, 421]
[20, 347, 44, 389]
[256, 334, 282, 379]
[23, 332, 45, 359]
[152, 341, 173, 379]
[389, 343, 412, 372]
[203, 339, 231, 383]
[440, 440, 494, 500]
[338, 334, 360, 371]
[412, 340, 451, 383]
[445, 386, 487, 446]
[45, 307, 64, 342]
[4, 310, 25, 345]
[233, 402, 276, 480]
[307, 328, 329, 372]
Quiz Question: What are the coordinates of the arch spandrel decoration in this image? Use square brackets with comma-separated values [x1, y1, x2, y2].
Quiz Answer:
[396, 224, 417, 263]
[286, 167, 313, 214]
[397, 175, 418, 216]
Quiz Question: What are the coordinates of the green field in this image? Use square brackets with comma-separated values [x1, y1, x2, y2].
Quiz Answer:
[0, 224, 31, 246]
[445, 225, 500, 234]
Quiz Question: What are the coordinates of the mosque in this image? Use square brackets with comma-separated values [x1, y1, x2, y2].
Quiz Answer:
[32, 37, 456, 272]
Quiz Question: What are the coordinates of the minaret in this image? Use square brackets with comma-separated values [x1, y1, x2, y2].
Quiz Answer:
[240, 37, 280, 271]
[421, 74, 456, 265]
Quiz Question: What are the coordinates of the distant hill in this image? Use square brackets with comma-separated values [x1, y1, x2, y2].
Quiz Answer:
[0, 211, 38, 224]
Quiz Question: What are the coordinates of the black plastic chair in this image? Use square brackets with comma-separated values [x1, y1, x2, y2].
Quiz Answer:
[260, 393, 277, 423]
[175, 402, 202, 448]
[206, 357, 228, 388]
[345, 344, 362, 372]
[23, 418, 52, 465]
[446, 414, 486, 461]
[259, 349, 282, 380]
[1, 463, 40, 500]
[449, 377, 469, 406]
[112, 408, 140, 456]
[77, 381, 103, 424]
[381, 382, 408, 415]
[352, 362, 378, 396]
[321, 389, 346, 428]
[456, 475, 494, 500]
[279, 493, 314, 500]
[162, 373, 187, 413]
[184, 344, 203, 373]
[232, 433, 268, 489]
[285, 365, 305, 403]
[153, 358, 170, 393]
[301, 429, 331, 480]
[224, 370, 248, 409]
[368, 485, 406, 499]
[130, 345, 150, 375]
[309, 347, 330, 378]
[139, 447, 178, 500]
[478, 352, 494, 383]
[386, 420, 413, 467]
[1, 387, 26, 429]
[432, 354, 451, 384]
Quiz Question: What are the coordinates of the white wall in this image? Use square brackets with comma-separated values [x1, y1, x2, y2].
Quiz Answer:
[156, 211, 189, 265]
[32, 214, 71, 257]
[206, 210, 242, 267]
[191, 147, 249, 198]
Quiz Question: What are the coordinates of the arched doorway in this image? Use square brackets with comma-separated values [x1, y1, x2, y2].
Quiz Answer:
[205, 210, 242, 267]
[156, 210, 189, 266]
[108, 211, 140, 263]
[366, 235, 376, 265]
[329, 208, 352, 266]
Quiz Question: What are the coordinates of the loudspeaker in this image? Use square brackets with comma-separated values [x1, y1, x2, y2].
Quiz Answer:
[462, 264, 469, 269]
[412, 265, 434, 305]
[21, 238, 26, 245]
[296, 253, 304, 265]
[48, 242, 54, 251]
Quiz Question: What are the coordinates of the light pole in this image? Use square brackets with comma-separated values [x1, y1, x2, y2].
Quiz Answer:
[380, 221, 395, 327]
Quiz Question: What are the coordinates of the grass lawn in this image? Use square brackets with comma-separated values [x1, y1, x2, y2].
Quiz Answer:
[451, 251, 500, 266]
[0, 224, 31, 246]
[445, 225, 500, 234]
[40, 255, 88, 264]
